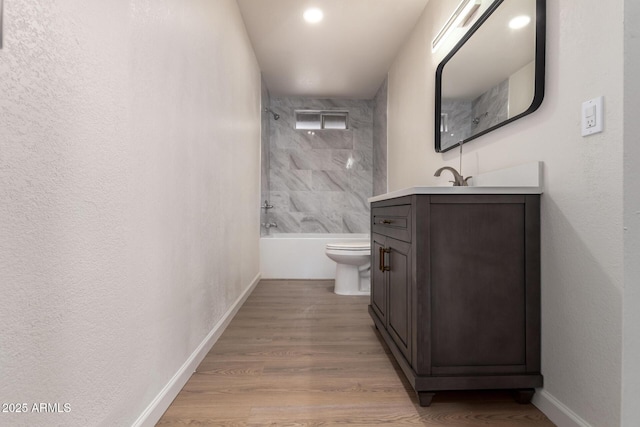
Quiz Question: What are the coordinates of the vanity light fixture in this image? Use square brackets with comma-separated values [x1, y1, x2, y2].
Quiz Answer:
[509, 15, 531, 30]
[432, 0, 481, 52]
[303, 7, 324, 24]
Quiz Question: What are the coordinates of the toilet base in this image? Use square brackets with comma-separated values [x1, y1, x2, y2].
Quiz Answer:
[334, 264, 370, 296]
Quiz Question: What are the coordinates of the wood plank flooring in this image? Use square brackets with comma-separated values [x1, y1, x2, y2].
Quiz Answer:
[157, 280, 555, 426]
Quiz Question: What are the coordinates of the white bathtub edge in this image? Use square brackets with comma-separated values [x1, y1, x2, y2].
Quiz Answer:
[260, 234, 370, 279]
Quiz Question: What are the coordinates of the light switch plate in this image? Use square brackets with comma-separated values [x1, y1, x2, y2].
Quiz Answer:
[581, 96, 604, 136]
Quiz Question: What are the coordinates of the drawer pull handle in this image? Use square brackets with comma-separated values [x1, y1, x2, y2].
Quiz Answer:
[381, 219, 393, 225]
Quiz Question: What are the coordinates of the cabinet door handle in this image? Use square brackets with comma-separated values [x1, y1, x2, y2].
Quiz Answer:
[379, 247, 384, 272]
[380, 219, 393, 225]
[380, 247, 391, 272]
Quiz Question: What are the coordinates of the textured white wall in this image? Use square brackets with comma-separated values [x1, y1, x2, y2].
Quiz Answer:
[622, 0, 640, 425]
[0, 1, 261, 426]
[386, 0, 439, 191]
[388, 0, 624, 426]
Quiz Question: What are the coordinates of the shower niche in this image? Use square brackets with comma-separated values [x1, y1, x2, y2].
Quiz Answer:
[295, 110, 349, 130]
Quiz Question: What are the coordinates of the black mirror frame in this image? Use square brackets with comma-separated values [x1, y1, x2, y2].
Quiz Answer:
[435, 0, 546, 153]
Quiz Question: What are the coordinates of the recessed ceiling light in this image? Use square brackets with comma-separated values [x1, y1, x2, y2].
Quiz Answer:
[303, 8, 324, 24]
[509, 15, 531, 30]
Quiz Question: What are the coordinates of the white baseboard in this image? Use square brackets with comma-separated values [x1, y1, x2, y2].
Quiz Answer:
[132, 273, 261, 427]
[533, 389, 593, 427]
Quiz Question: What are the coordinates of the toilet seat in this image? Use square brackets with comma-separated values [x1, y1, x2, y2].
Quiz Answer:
[326, 242, 370, 251]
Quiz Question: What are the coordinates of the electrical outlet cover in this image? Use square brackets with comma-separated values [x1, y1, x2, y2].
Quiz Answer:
[581, 96, 604, 136]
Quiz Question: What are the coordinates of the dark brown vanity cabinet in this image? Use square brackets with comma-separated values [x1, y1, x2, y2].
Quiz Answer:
[372, 234, 412, 360]
[369, 194, 543, 406]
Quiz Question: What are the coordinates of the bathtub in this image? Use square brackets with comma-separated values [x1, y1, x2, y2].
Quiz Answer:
[260, 233, 370, 279]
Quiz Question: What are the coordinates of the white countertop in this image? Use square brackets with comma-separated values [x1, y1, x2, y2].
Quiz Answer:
[368, 185, 543, 203]
[369, 161, 544, 203]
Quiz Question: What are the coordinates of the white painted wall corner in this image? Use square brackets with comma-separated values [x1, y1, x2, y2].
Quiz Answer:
[132, 273, 262, 427]
[533, 389, 593, 427]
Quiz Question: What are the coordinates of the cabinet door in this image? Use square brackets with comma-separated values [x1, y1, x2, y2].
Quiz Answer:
[430, 199, 527, 374]
[386, 238, 412, 362]
[371, 235, 387, 324]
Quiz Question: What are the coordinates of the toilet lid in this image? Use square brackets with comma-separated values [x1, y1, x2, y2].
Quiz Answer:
[326, 242, 371, 251]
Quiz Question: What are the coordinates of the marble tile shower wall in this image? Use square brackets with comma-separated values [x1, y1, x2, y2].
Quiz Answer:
[267, 98, 374, 234]
[260, 78, 271, 236]
[441, 99, 473, 149]
[440, 78, 509, 150]
[472, 79, 508, 134]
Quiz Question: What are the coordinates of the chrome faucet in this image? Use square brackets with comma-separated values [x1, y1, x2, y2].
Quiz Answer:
[434, 141, 472, 186]
[434, 166, 471, 186]
[262, 222, 278, 229]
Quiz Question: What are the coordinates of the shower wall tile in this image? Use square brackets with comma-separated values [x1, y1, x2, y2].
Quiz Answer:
[330, 150, 373, 172]
[350, 170, 373, 194]
[269, 191, 291, 212]
[265, 97, 375, 233]
[269, 211, 304, 234]
[300, 214, 342, 233]
[441, 99, 473, 151]
[289, 191, 346, 215]
[312, 170, 350, 192]
[270, 169, 312, 191]
[331, 150, 355, 171]
[288, 149, 329, 170]
[439, 79, 508, 153]
[273, 97, 368, 111]
[305, 130, 353, 150]
[319, 192, 348, 212]
[289, 191, 321, 213]
[354, 129, 374, 151]
[270, 149, 291, 170]
[345, 191, 369, 211]
[270, 117, 309, 150]
[271, 128, 310, 150]
[472, 79, 509, 134]
[353, 150, 373, 171]
[260, 77, 271, 236]
[343, 212, 371, 233]
[352, 113, 374, 151]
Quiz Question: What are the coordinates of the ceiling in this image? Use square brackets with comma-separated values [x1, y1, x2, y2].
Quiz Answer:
[236, 0, 430, 99]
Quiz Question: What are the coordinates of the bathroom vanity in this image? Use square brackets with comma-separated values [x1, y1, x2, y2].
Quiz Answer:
[368, 184, 543, 406]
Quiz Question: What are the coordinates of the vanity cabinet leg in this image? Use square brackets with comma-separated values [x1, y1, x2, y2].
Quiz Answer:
[514, 389, 535, 404]
[417, 391, 435, 407]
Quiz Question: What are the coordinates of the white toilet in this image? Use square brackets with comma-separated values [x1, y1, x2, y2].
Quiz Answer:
[325, 241, 371, 295]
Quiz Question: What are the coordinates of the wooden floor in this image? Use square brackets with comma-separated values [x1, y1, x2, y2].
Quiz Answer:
[157, 280, 555, 426]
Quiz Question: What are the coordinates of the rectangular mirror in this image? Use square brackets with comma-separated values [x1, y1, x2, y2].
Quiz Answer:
[435, 0, 546, 152]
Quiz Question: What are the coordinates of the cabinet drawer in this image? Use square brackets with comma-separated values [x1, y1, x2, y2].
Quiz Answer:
[372, 204, 411, 242]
